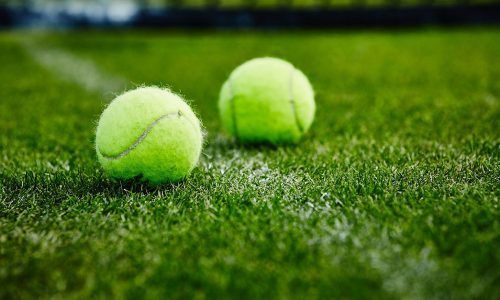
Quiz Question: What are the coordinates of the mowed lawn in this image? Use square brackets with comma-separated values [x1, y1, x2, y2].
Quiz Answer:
[0, 28, 498, 299]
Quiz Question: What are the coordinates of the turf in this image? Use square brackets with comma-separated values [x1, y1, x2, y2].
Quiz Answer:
[0, 28, 499, 299]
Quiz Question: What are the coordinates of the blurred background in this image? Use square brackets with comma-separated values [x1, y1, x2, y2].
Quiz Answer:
[1, 0, 499, 28]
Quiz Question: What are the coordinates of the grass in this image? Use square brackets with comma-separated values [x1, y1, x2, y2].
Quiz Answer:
[0, 28, 499, 299]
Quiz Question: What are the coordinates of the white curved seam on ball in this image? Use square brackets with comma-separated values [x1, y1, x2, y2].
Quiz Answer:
[98, 111, 183, 160]
[228, 77, 239, 139]
[289, 67, 304, 134]
[177, 110, 200, 134]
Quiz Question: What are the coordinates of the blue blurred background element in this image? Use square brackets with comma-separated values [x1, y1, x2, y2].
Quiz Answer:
[1, 0, 499, 28]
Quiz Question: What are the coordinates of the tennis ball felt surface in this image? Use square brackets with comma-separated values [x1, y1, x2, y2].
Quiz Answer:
[219, 57, 315, 144]
[96, 87, 203, 184]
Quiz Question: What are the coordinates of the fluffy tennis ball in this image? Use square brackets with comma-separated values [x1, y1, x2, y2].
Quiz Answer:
[95, 86, 203, 184]
[218, 57, 315, 144]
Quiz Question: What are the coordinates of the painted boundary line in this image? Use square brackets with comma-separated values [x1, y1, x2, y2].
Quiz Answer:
[20, 36, 127, 96]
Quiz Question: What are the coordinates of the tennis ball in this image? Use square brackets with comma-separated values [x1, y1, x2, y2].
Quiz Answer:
[218, 57, 315, 144]
[95, 86, 203, 184]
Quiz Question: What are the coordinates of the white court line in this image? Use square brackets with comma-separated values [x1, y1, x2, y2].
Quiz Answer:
[20, 36, 127, 96]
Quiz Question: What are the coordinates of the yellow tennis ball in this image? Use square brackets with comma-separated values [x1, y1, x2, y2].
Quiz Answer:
[96, 87, 203, 184]
[218, 57, 315, 144]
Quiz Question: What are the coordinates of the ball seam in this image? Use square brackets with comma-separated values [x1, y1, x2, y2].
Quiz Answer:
[97, 110, 188, 160]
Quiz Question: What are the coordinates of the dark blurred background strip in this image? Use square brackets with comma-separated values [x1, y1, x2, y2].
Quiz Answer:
[1, 0, 500, 28]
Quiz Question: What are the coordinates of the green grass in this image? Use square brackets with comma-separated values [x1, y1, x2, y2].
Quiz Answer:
[0, 28, 499, 299]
